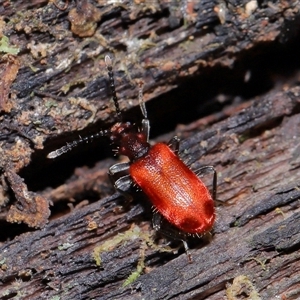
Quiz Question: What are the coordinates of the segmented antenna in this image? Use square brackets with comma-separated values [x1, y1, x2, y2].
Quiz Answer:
[105, 55, 122, 121]
[137, 80, 147, 119]
[47, 55, 130, 158]
[47, 56, 124, 159]
[47, 130, 108, 159]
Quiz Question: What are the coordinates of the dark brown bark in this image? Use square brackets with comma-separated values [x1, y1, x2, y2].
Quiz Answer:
[1, 0, 300, 299]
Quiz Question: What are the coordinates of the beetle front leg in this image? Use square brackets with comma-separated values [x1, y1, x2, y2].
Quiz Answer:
[152, 212, 191, 261]
[108, 163, 132, 199]
[195, 166, 217, 201]
[108, 162, 130, 176]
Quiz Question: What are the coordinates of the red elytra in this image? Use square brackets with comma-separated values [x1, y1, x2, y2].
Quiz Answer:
[130, 143, 215, 234]
[48, 55, 217, 253]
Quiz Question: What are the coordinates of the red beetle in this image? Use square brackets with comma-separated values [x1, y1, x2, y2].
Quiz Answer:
[48, 55, 217, 253]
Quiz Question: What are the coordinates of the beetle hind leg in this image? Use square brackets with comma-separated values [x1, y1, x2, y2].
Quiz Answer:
[152, 212, 192, 261]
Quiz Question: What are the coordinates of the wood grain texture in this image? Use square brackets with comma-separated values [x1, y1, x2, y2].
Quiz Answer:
[1, 0, 300, 299]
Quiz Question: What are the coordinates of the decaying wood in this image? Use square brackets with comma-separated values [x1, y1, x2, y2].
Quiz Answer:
[1, 0, 300, 299]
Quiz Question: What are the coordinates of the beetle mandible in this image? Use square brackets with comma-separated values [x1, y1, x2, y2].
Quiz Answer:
[48, 55, 217, 254]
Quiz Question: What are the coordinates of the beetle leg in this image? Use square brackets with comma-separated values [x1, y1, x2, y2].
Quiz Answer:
[152, 212, 191, 261]
[141, 119, 150, 142]
[108, 162, 130, 176]
[112, 175, 133, 200]
[195, 166, 217, 201]
[168, 136, 180, 153]
[108, 163, 133, 200]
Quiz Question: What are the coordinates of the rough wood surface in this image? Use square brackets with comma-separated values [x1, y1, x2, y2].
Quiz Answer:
[1, 0, 300, 299]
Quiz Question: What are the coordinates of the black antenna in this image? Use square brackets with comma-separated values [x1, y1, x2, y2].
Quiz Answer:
[47, 55, 120, 159]
[137, 80, 147, 119]
[47, 130, 108, 159]
[105, 55, 122, 121]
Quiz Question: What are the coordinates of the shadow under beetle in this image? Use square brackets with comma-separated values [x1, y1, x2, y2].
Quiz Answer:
[48, 55, 217, 256]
